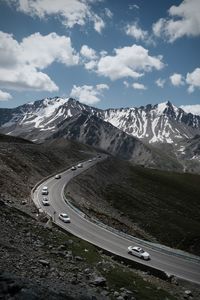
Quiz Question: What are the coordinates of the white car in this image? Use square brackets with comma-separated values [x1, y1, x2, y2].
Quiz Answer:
[89, 159, 92, 162]
[71, 166, 76, 171]
[42, 197, 50, 206]
[42, 186, 48, 195]
[59, 213, 71, 223]
[77, 163, 83, 168]
[128, 246, 150, 260]
[55, 174, 61, 179]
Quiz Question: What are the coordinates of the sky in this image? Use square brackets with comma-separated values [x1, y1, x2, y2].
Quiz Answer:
[0, 0, 200, 113]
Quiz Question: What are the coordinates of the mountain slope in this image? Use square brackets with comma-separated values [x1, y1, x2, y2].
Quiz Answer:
[0, 97, 199, 173]
[48, 111, 183, 171]
[0, 97, 100, 140]
[0, 98, 199, 145]
[103, 101, 200, 144]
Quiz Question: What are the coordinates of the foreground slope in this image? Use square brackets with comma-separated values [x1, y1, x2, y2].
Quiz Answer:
[0, 133, 187, 300]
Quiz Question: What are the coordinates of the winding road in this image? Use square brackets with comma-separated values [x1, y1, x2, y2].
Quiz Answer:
[32, 155, 200, 284]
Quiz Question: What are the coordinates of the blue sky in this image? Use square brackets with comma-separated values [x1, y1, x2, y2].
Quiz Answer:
[0, 0, 199, 113]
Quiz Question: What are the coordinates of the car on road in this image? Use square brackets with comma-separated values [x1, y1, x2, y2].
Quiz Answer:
[71, 166, 76, 171]
[42, 186, 48, 195]
[55, 174, 61, 179]
[77, 163, 83, 168]
[128, 246, 150, 260]
[59, 213, 71, 223]
[89, 159, 92, 162]
[42, 197, 50, 206]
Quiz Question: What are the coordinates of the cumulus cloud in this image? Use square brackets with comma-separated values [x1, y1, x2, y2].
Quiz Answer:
[180, 104, 200, 116]
[6, 0, 107, 33]
[0, 89, 12, 101]
[80, 45, 97, 60]
[155, 78, 165, 88]
[186, 68, 200, 93]
[153, 0, 200, 42]
[95, 44, 164, 80]
[70, 83, 109, 105]
[125, 23, 148, 41]
[170, 73, 185, 86]
[132, 83, 147, 90]
[0, 31, 78, 92]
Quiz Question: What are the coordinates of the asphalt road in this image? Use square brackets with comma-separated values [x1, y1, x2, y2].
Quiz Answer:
[33, 155, 200, 284]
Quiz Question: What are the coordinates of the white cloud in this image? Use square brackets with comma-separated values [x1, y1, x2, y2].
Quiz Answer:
[93, 14, 105, 33]
[7, 0, 106, 33]
[125, 23, 148, 41]
[170, 73, 185, 86]
[123, 81, 129, 88]
[21, 32, 79, 69]
[0, 31, 78, 92]
[84, 60, 97, 70]
[105, 8, 113, 18]
[129, 4, 139, 10]
[96, 44, 164, 80]
[70, 83, 109, 105]
[153, 0, 200, 42]
[180, 104, 200, 116]
[0, 90, 12, 101]
[132, 83, 147, 90]
[186, 68, 200, 93]
[0, 65, 58, 91]
[80, 45, 97, 60]
[155, 78, 165, 88]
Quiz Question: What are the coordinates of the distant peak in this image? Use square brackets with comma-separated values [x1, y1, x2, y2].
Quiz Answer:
[68, 98, 78, 104]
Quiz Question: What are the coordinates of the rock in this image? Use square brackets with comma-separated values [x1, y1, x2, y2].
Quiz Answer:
[21, 200, 27, 205]
[114, 291, 120, 297]
[57, 245, 66, 250]
[185, 290, 193, 296]
[116, 296, 124, 300]
[67, 239, 74, 245]
[92, 276, 106, 287]
[38, 259, 50, 267]
[84, 268, 91, 274]
[75, 256, 84, 261]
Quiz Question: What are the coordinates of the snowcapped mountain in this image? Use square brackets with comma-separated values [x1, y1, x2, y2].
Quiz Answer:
[0, 97, 200, 173]
[102, 101, 200, 144]
[0, 97, 100, 140]
[0, 98, 199, 145]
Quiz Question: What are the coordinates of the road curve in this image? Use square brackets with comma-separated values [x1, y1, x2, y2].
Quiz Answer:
[33, 156, 200, 284]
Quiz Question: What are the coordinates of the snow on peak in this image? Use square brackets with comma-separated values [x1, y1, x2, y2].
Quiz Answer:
[23, 97, 69, 128]
[155, 102, 168, 115]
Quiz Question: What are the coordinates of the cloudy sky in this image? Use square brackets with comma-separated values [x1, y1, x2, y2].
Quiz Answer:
[0, 0, 199, 113]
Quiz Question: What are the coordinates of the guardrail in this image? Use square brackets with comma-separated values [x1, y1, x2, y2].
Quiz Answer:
[63, 195, 200, 264]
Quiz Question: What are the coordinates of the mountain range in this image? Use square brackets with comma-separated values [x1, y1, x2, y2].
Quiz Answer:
[0, 97, 200, 173]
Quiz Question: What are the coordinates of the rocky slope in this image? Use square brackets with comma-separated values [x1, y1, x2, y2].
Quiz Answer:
[1, 133, 193, 300]
[103, 101, 200, 144]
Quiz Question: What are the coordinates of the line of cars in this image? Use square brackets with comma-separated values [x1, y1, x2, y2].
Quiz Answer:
[40, 159, 151, 262]
[41, 185, 71, 223]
